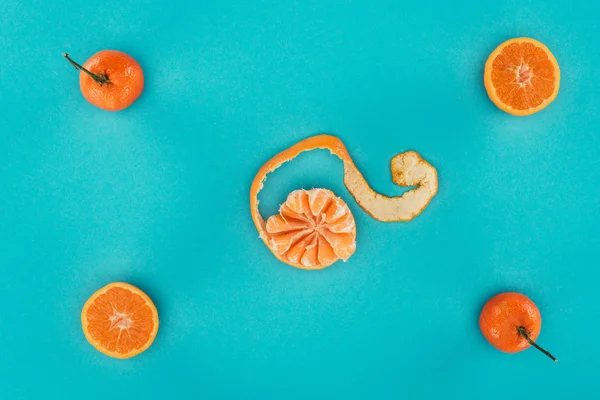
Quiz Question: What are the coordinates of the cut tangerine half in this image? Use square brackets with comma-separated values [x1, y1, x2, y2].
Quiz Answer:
[266, 189, 356, 269]
[250, 135, 438, 269]
[81, 282, 159, 359]
[484, 38, 560, 116]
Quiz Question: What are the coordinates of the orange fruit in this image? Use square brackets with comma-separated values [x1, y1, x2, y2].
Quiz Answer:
[484, 38, 560, 116]
[81, 282, 159, 359]
[479, 292, 557, 362]
[250, 135, 438, 269]
[63, 51, 144, 111]
[266, 189, 356, 269]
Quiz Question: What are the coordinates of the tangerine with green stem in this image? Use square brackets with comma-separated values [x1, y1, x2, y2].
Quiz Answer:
[479, 292, 557, 362]
[63, 50, 144, 111]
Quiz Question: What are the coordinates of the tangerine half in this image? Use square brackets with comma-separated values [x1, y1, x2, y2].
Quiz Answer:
[484, 38, 560, 116]
[81, 282, 159, 359]
[266, 189, 356, 269]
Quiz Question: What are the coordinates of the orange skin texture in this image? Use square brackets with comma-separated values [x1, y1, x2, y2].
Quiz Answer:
[81, 282, 159, 359]
[80, 50, 144, 111]
[484, 38, 560, 116]
[479, 292, 541, 353]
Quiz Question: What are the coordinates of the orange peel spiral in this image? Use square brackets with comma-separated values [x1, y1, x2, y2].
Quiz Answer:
[250, 134, 438, 269]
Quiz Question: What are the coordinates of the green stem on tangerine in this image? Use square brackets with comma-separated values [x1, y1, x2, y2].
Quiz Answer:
[62, 53, 110, 85]
[518, 326, 558, 362]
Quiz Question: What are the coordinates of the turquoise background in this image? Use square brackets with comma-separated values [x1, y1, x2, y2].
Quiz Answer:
[1, 0, 599, 398]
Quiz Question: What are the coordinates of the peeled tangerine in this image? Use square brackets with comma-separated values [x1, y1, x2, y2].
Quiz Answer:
[266, 189, 356, 269]
[250, 135, 438, 270]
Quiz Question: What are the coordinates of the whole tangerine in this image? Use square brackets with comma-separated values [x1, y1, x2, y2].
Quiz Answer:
[479, 292, 557, 362]
[63, 51, 144, 111]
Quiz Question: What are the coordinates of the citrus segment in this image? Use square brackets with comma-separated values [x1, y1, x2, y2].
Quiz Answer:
[265, 189, 356, 269]
[250, 135, 438, 269]
[81, 282, 159, 359]
[484, 38, 560, 116]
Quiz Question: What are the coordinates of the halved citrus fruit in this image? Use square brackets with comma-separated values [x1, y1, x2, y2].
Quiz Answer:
[250, 135, 438, 269]
[266, 188, 356, 269]
[81, 282, 159, 359]
[484, 38, 560, 116]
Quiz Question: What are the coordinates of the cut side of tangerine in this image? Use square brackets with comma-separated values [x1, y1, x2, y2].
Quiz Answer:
[81, 282, 159, 359]
[484, 38, 560, 116]
[250, 135, 438, 269]
[266, 189, 356, 269]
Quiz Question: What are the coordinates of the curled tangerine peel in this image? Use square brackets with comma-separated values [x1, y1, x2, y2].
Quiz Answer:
[266, 189, 356, 269]
[81, 282, 159, 359]
[484, 38, 560, 116]
[250, 135, 438, 269]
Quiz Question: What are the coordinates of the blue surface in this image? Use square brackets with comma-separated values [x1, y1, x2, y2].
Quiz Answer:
[1, 0, 599, 398]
